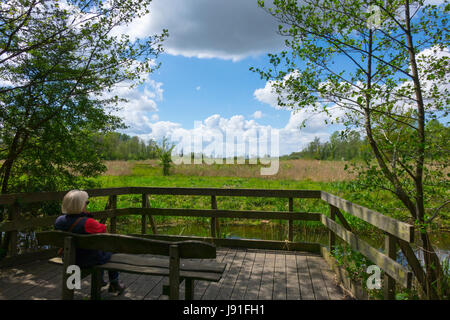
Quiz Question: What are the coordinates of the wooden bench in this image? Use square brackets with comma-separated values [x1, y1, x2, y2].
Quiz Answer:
[36, 231, 226, 300]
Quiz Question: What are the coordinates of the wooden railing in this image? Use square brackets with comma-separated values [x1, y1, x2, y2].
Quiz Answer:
[0, 186, 425, 299]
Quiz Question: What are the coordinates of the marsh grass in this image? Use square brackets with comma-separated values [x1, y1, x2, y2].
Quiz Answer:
[102, 159, 356, 181]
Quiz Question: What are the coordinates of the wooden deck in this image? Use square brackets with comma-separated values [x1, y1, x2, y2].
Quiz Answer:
[0, 248, 352, 300]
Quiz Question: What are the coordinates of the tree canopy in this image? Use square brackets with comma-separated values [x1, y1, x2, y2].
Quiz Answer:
[255, 0, 449, 298]
[0, 0, 167, 194]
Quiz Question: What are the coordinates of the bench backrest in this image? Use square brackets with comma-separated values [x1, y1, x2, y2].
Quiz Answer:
[36, 231, 216, 259]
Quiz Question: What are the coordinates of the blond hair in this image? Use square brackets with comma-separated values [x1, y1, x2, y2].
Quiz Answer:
[61, 190, 89, 214]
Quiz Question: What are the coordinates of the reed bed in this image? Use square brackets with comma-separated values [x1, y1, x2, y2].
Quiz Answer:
[104, 159, 356, 182]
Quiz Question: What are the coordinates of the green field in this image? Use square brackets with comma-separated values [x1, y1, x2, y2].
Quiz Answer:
[84, 160, 449, 250]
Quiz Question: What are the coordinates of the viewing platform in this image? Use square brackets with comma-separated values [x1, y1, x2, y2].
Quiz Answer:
[0, 187, 419, 300]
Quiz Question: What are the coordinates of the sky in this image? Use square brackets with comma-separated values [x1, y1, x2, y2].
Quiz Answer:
[109, 0, 448, 157]
[107, 0, 342, 157]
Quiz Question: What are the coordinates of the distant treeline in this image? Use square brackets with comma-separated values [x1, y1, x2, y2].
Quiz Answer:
[282, 131, 372, 161]
[282, 120, 449, 161]
[94, 132, 159, 160]
[95, 121, 448, 162]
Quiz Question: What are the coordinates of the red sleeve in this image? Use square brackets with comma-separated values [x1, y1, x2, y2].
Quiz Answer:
[84, 218, 107, 234]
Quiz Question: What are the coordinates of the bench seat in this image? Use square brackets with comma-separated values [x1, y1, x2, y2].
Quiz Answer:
[39, 231, 227, 300]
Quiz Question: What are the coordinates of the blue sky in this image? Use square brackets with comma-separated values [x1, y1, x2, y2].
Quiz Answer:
[151, 54, 289, 129]
[108, 0, 448, 157]
[108, 0, 343, 157]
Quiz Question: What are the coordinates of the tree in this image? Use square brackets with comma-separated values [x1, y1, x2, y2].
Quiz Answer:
[255, 0, 449, 298]
[156, 137, 175, 176]
[0, 0, 167, 251]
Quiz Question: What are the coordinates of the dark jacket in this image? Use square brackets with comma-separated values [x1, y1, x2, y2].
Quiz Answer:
[54, 213, 112, 268]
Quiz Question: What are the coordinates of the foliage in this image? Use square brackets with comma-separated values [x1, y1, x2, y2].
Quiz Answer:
[94, 132, 159, 160]
[156, 137, 175, 176]
[0, 0, 167, 253]
[255, 0, 449, 298]
[283, 130, 372, 161]
[0, 0, 167, 195]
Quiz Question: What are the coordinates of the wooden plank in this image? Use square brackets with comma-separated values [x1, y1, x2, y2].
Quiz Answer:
[62, 236, 76, 300]
[307, 255, 329, 300]
[272, 251, 287, 300]
[108, 253, 226, 273]
[215, 249, 247, 300]
[334, 207, 352, 232]
[8, 264, 62, 300]
[321, 192, 414, 242]
[138, 207, 322, 221]
[0, 248, 59, 268]
[211, 195, 217, 238]
[141, 194, 147, 235]
[108, 195, 117, 234]
[243, 251, 265, 300]
[193, 247, 229, 300]
[321, 215, 412, 288]
[258, 251, 275, 300]
[288, 198, 293, 242]
[7, 203, 19, 256]
[329, 205, 336, 252]
[0, 187, 321, 205]
[285, 253, 301, 300]
[230, 250, 256, 300]
[36, 231, 217, 259]
[296, 255, 315, 300]
[319, 267, 347, 300]
[384, 234, 396, 300]
[0, 261, 60, 299]
[0, 187, 133, 205]
[143, 275, 166, 300]
[131, 187, 322, 199]
[201, 249, 237, 300]
[118, 273, 162, 300]
[130, 233, 321, 253]
[169, 245, 180, 300]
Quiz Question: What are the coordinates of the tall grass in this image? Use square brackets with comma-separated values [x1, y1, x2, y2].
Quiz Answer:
[102, 159, 356, 181]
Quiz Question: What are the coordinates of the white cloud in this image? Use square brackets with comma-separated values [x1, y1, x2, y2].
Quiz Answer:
[104, 77, 164, 134]
[252, 110, 263, 119]
[112, 0, 285, 62]
[125, 112, 336, 156]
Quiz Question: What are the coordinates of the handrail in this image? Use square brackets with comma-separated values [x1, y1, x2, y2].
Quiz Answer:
[321, 192, 414, 243]
[0, 187, 321, 205]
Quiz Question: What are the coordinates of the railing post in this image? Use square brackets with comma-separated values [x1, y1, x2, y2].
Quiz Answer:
[141, 194, 147, 234]
[384, 233, 396, 300]
[142, 194, 157, 234]
[109, 195, 117, 234]
[62, 236, 76, 300]
[7, 202, 19, 257]
[169, 244, 180, 300]
[211, 195, 219, 238]
[288, 197, 293, 242]
[328, 205, 336, 252]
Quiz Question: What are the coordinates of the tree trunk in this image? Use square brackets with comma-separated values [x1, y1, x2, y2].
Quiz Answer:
[404, 0, 444, 298]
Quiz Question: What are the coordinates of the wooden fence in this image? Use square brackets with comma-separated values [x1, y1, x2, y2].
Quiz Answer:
[0, 186, 425, 299]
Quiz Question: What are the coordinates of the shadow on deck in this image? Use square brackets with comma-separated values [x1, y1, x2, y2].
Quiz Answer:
[0, 247, 352, 300]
